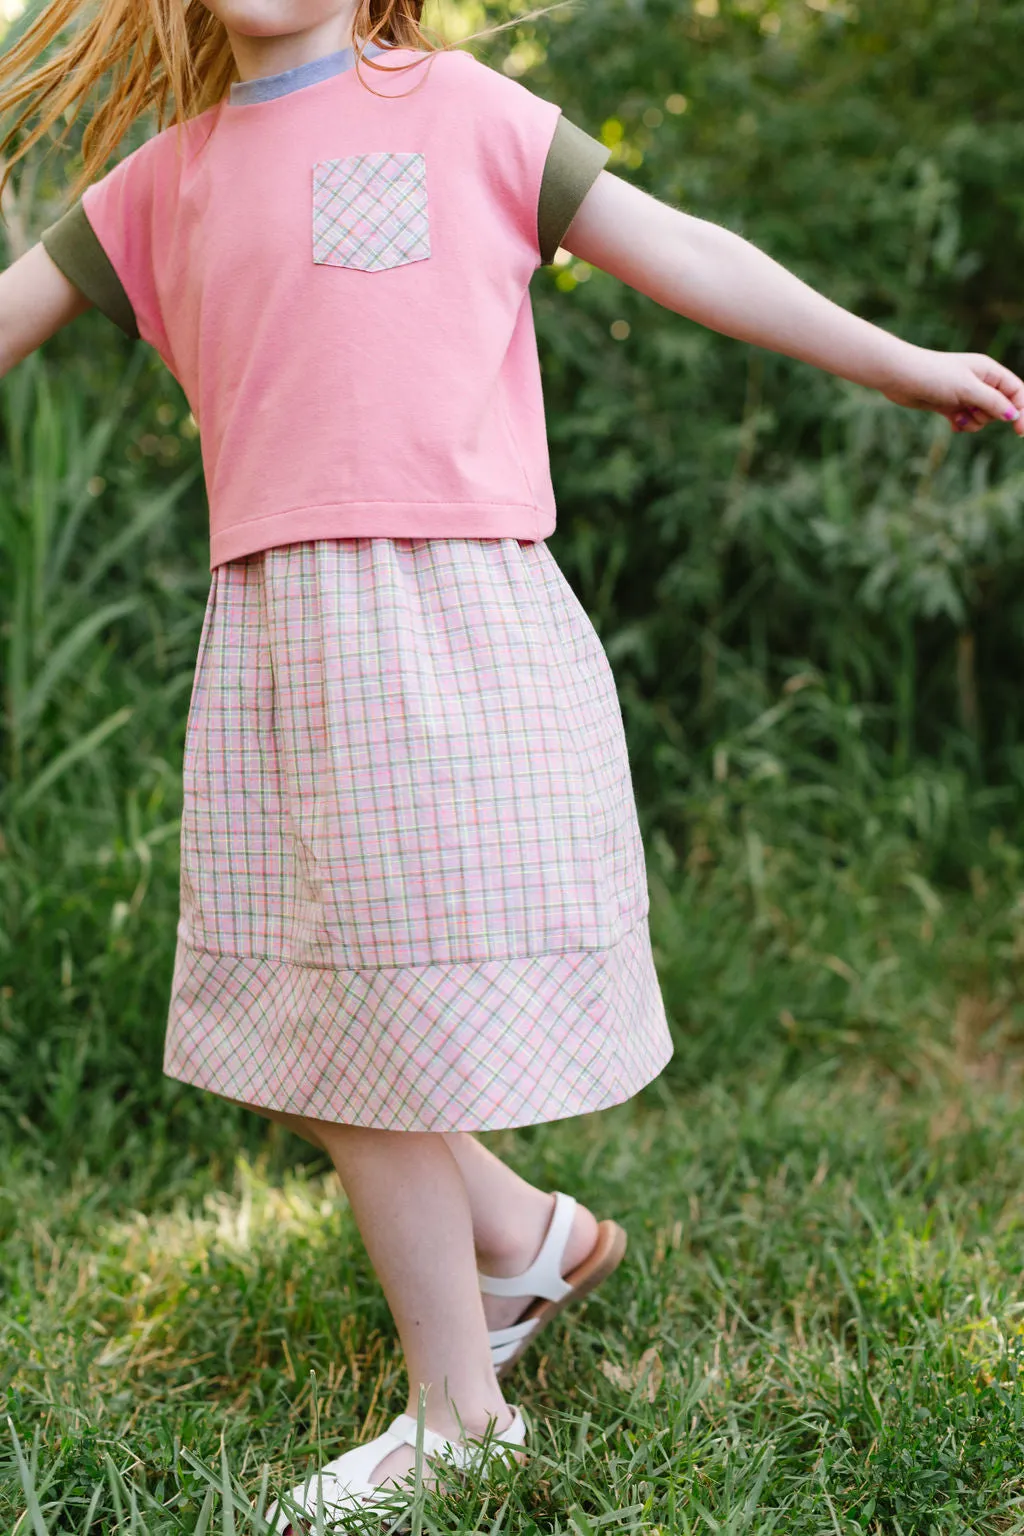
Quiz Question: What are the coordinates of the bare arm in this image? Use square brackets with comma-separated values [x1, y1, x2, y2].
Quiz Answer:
[0, 242, 92, 376]
[562, 171, 1024, 438]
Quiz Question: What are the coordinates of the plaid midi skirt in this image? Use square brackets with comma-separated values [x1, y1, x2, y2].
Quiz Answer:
[164, 537, 674, 1132]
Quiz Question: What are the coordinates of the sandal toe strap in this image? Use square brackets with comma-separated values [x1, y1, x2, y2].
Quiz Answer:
[268, 1408, 527, 1529]
[285, 1426, 409, 1507]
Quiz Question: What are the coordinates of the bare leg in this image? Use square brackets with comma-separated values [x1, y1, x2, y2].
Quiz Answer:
[443, 1132, 599, 1333]
[219, 1095, 331, 1151]
[220, 1099, 514, 1488]
[222, 1099, 602, 1345]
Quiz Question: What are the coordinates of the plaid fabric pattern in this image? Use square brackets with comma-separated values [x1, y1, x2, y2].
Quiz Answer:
[165, 537, 674, 1131]
[313, 152, 430, 272]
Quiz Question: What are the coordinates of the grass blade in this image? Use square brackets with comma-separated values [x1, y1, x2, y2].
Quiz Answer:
[69, 466, 200, 607]
[6, 1417, 50, 1536]
[193, 1486, 216, 1536]
[9, 704, 134, 812]
[220, 1435, 236, 1536]
[15, 598, 140, 739]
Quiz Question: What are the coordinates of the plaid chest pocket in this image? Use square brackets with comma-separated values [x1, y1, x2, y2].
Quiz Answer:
[312, 152, 431, 272]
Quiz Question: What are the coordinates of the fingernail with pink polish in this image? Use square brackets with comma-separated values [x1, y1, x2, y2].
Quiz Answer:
[1005, 408, 1020, 422]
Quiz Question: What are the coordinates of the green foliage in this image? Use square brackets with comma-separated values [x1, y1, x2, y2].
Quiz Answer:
[495, 0, 1024, 840]
[0, 351, 199, 810]
[5, 0, 1024, 1529]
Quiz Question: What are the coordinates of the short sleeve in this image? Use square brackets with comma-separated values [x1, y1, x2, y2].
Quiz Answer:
[454, 59, 610, 268]
[41, 132, 169, 355]
[537, 117, 611, 266]
[40, 201, 138, 338]
[443, 51, 560, 269]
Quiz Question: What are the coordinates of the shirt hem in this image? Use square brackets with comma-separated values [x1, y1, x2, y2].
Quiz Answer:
[209, 501, 556, 567]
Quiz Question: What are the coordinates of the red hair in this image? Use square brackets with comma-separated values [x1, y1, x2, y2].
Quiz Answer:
[0, 0, 561, 206]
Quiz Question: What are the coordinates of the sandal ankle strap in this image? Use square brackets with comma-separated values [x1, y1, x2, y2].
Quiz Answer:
[477, 1192, 576, 1303]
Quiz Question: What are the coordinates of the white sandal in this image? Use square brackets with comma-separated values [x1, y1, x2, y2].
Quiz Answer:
[264, 1404, 528, 1533]
[479, 1192, 628, 1379]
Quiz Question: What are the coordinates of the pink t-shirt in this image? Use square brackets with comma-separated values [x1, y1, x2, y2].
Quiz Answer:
[80, 49, 566, 567]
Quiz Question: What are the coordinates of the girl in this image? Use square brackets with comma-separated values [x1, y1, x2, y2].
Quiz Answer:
[2, 0, 1022, 1528]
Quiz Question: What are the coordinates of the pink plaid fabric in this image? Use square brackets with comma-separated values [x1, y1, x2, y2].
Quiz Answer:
[313, 152, 431, 272]
[165, 537, 674, 1130]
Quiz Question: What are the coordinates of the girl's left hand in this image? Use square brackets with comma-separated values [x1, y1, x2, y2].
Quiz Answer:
[883, 348, 1024, 436]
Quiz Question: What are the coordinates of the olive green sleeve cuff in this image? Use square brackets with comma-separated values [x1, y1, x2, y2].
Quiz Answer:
[40, 200, 139, 339]
[537, 114, 612, 267]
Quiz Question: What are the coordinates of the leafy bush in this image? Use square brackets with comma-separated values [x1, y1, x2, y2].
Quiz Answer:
[504, 0, 1024, 850]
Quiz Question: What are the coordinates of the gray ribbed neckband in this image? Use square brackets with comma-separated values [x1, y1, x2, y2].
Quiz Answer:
[229, 39, 385, 105]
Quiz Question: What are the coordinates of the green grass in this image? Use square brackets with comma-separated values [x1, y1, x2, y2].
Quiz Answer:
[5, 833, 1024, 1533]
[6, 1073, 1024, 1533]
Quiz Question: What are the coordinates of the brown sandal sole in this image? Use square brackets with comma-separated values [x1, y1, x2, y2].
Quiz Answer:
[494, 1219, 628, 1379]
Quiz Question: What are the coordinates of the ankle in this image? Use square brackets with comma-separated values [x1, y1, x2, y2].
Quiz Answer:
[476, 1191, 556, 1277]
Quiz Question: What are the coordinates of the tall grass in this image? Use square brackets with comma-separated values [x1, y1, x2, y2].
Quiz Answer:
[1, 351, 199, 814]
[0, 349, 214, 1184]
